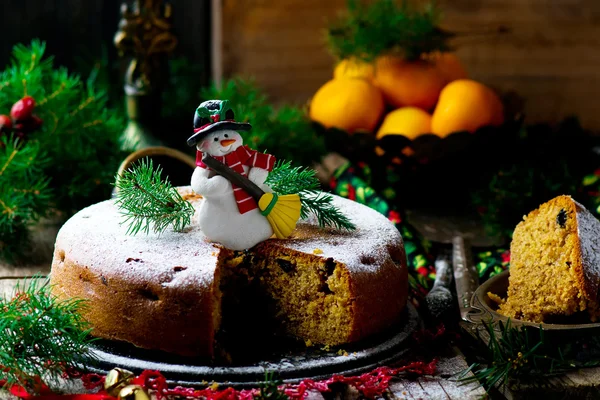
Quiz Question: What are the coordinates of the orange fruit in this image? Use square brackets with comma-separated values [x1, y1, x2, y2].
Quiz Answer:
[376, 107, 432, 140]
[333, 58, 375, 82]
[427, 52, 469, 84]
[373, 56, 446, 110]
[309, 78, 384, 133]
[431, 79, 504, 137]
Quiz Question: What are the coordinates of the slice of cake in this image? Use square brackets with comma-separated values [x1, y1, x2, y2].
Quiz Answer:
[49, 188, 408, 358]
[498, 195, 600, 323]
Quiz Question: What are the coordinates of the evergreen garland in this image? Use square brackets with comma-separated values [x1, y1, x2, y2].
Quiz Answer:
[201, 78, 325, 167]
[0, 40, 126, 260]
[327, 0, 453, 61]
[0, 277, 95, 392]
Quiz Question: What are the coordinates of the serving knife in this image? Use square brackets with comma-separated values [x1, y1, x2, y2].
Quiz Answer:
[452, 236, 479, 322]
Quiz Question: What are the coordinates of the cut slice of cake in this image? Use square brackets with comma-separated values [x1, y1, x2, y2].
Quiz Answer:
[498, 195, 600, 323]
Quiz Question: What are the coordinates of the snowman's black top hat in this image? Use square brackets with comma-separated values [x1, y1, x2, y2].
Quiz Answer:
[186, 100, 251, 147]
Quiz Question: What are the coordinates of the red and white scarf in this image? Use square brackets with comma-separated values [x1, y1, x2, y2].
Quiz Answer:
[196, 145, 275, 214]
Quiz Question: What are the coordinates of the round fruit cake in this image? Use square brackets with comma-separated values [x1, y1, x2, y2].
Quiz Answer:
[50, 188, 408, 358]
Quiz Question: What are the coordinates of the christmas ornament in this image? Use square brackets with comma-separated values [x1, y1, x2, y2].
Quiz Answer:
[104, 368, 135, 397]
[118, 384, 150, 400]
[10, 96, 36, 121]
[188, 99, 300, 250]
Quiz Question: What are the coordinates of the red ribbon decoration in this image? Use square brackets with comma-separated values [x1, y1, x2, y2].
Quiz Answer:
[3, 359, 438, 400]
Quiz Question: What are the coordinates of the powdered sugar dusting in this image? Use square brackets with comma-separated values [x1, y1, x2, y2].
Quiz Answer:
[54, 187, 403, 286]
[279, 195, 403, 272]
[574, 199, 600, 298]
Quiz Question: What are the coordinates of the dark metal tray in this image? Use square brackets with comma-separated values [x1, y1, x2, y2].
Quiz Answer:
[86, 303, 420, 388]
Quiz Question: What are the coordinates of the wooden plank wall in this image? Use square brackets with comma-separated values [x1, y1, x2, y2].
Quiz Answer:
[222, 0, 600, 130]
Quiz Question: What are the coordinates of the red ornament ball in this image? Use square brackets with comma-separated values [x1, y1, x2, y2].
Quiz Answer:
[11, 96, 36, 121]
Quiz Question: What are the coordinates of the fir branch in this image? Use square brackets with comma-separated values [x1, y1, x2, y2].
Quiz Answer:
[201, 78, 325, 167]
[459, 319, 600, 391]
[0, 136, 52, 261]
[327, 0, 453, 61]
[0, 276, 95, 392]
[114, 158, 194, 235]
[298, 190, 356, 231]
[0, 40, 125, 261]
[266, 160, 320, 195]
[266, 161, 356, 231]
[256, 371, 287, 400]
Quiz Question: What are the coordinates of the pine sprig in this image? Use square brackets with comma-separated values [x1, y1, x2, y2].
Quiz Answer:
[266, 160, 320, 194]
[0, 136, 52, 261]
[256, 371, 288, 400]
[201, 78, 325, 167]
[114, 158, 195, 235]
[327, 0, 453, 61]
[0, 40, 126, 261]
[459, 320, 600, 391]
[0, 276, 95, 392]
[266, 161, 356, 231]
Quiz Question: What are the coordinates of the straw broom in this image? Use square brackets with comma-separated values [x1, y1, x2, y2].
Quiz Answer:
[202, 154, 301, 239]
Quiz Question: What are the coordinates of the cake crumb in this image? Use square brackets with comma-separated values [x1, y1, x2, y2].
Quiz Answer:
[313, 248, 324, 255]
[487, 292, 504, 305]
[337, 349, 349, 356]
[209, 382, 219, 391]
[183, 192, 202, 201]
[305, 339, 313, 347]
[321, 344, 331, 351]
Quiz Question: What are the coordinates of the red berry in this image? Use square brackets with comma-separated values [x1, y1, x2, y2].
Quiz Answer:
[0, 115, 12, 130]
[10, 96, 36, 121]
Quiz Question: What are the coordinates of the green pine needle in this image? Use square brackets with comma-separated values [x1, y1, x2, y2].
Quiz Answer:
[266, 161, 356, 231]
[458, 319, 600, 391]
[0, 136, 53, 261]
[200, 78, 326, 167]
[114, 158, 195, 235]
[327, 0, 453, 61]
[256, 370, 288, 400]
[0, 40, 125, 261]
[0, 276, 95, 392]
[115, 158, 354, 236]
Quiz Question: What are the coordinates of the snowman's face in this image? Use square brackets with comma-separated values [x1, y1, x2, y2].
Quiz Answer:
[197, 130, 243, 156]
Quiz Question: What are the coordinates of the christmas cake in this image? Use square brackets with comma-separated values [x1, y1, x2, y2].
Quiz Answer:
[49, 188, 408, 358]
[497, 195, 600, 323]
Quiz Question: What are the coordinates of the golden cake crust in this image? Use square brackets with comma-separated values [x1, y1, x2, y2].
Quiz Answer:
[498, 195, 600, 322]
[50, 188, 407, 357]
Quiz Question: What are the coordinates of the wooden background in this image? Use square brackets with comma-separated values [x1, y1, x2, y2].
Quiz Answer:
[222, 0, 600, 130]
[1, 0, 599, 128]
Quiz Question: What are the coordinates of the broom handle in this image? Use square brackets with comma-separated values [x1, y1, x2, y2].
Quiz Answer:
[201, 154, 266, 201]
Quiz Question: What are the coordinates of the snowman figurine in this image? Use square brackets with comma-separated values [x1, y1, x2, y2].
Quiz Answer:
[187, 100, 275, 250]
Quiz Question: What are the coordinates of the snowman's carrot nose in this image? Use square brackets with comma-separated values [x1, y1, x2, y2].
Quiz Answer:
[220, 139, 236, 147]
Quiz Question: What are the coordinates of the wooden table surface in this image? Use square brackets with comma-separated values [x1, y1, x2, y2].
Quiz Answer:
[0, 267, 486, 400]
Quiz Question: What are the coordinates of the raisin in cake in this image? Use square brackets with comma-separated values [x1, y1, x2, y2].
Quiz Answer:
[497, 195, 600, 323]
[49, 188, 408, 357]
